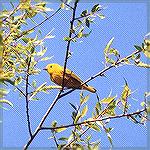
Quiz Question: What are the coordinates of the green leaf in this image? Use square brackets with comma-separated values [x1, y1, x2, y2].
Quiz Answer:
[80, 95, 89, 105]
[51, 120, 57, 127]
[121, 80, 131, 104]
[32, 80, 37, 88]
[40, 56, 53, 61]
[15, 76, 22, 86]
[97, 14, 105, 19]
[85, 18, 90, 28]
[101, 96, 116, 104]
[69, 102, 77, 111]
[89, 123, 100, 132]
[135, 61, 150, 68]
[107, 133, 113, 146]
[29, 82, 47, 100]
[63, 37, 71, 41]
[22, 37, 30, 43]
[58, 137, 68, 141]
[81, 10, 88, 17]
[77, 31, 83, 38]
[0, 88, 9, 97]
[105, 127, 113, 133]
[91, 4, 100, 13]
[134, 45, 143, 51]
[143, 39, 150, 58]
[55, 127, 67, 133]
[0, 99, 13, 107]
[104, 37, 114, 55]
[74, 113, 82, 123]
[77, 20, 82, 26]
[81, 105, 88, 118]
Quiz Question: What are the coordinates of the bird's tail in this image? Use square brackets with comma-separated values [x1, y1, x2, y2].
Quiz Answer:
[82, 84, 96, 93]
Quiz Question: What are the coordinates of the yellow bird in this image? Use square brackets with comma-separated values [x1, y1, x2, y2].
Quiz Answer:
[44, 64, 96, 93]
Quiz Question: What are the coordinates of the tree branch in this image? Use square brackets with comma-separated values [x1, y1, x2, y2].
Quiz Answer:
[40, 108, 146, 131]
[25, 56, 32, 138]
[23, 91, 62, 150]
[61, 0, 78, 91]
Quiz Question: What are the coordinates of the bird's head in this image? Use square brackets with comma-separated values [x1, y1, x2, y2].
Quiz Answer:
[43, 63, 61, 74]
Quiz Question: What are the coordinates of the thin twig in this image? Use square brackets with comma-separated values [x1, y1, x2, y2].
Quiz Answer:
[25, 56, 32, 138]
[15, 86, 26, 97]
[40, 108, 146, 131]
[14, 7, 61, 41]
[23, 92, 62, 150]
[52, 131, 59, 148]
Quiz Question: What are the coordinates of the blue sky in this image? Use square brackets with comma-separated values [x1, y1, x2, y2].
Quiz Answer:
[1, 1, 149, 149]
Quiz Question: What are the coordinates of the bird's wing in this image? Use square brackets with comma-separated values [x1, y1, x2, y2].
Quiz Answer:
[64, 68, 83, 83]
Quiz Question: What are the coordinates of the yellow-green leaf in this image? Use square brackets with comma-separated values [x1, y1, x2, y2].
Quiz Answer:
[81, 105, 88, 118]
[104, 37, 114, 55]
[121, 81, 131, 104]
[0, 99, 13, 107]
[101, 96, 116, 104]
[80, 95, 89, 105]
[51, 120, 57, 127]
[143, 39, 150, 58]
[55, 127, 67, 133]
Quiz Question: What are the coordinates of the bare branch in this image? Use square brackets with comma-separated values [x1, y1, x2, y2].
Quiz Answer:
[25, 56, 32, 138]
[61, 0, 78, 91]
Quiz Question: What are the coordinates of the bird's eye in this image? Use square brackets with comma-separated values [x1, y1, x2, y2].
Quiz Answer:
[50, 66, 52, 68]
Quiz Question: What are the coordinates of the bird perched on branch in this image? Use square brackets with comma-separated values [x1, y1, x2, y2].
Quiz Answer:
[44, 63, 96, 93]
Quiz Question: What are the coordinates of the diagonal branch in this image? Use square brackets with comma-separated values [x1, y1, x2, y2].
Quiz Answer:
[61, 0, 78, 91]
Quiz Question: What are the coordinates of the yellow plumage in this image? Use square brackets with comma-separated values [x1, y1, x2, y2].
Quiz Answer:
[44, 63, 96, 93]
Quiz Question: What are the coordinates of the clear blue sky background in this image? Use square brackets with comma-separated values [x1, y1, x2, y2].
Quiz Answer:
[1, 1, 149, 149]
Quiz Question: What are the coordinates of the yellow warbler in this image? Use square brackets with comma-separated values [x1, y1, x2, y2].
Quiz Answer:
[44, 64, 96, 93]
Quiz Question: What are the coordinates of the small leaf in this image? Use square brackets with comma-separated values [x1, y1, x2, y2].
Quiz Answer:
[104, 37, 114, 55]
[134, 45, 143, 51]
[81, 10, 88, 17]
[91, 4, 100, 13]
[85, 18, 90, 28]
[77, 31, 83, 38]
[51, 120, 57, 127]
[81, 105, 88, 118]
[74, 113, 82, 123]
[121, 80, 131, 103]
[69, 102, 77, 111]
[15, 76, 22, 86]
[80, 95, 89, 105]
[40, 56, 52, 61]
[101, 96, 116, 104]
[97, 14, 105, 19]
[32, 80, 37, 88]
[29, 82, 47, 100]
[143, 39, 150, 58]
[105, 127, 113, 133]
[135, 61, 150, 68]
[0, 99, 13, 107]
[88, 123, 100, 132]
[60, 3, 65, 9]
[107, 133, 113, 146]
[55, 127, 67, 133]
[63, 37, 71, 41]
[0, 88, 10, 97]
[58, 137, 68, 141]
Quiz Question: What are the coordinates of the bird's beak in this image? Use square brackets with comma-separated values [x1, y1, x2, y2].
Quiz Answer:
[43, 68, 47, 71]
